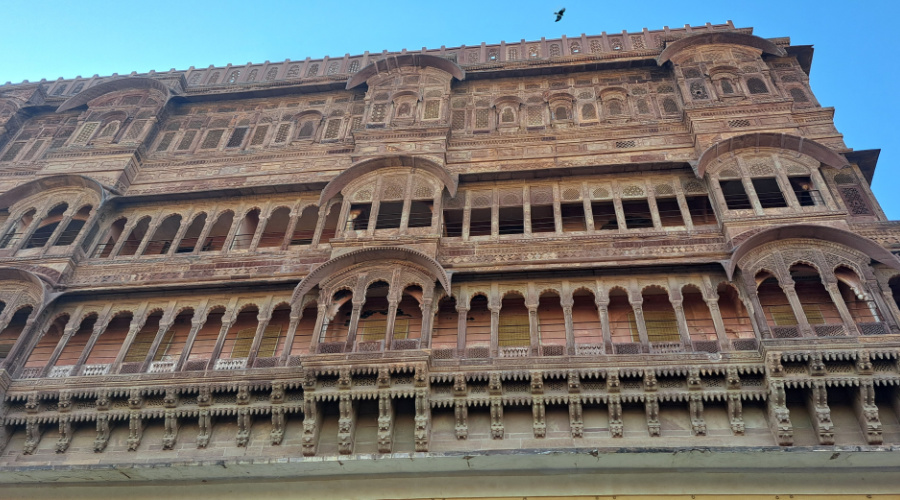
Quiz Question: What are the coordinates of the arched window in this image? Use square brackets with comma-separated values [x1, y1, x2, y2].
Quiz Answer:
[143, 214, 182, 255]
[202, 211, 234, 252]
[232, 209, 260, 250]
[118, 216, 151, 256]
[96, 217, 126, 257]
[0, 208, 35, 249]
[501, 107, 516, 123]
[554, 106, 569, 120]
[259, 207, 291, 248]
[297, 121, 316, 139]
[662, 98, 679, 114]
[55, 205, 92, 246]
[499, 292, 530, 353]
[747, 77, 768, 94]
[306, 64, 319, 77]
[581, 103, 597, 120]
[0, 306, 32, 359]
[721, 80, 734, 94]
[25, 203, 68, 249]
[186, 307, 225, 367]
[607, 101, 623, 116]
[176, 214, 206, 253]
[320, 290, 353, 350]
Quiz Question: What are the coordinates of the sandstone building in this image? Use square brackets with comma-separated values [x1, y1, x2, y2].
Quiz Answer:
[0, 21, 898, 498]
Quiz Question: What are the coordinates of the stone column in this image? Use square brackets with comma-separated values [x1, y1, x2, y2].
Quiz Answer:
[824, 280, 861, 336]
[552, 184, 562, 235]
[596, 300, 612, 354]
[110, 219, 139, 258]
[39, 320, 82, 378]
[489, 304, 501, 357]
[219, 214, 244, 254]
[166, 216, 191, 257]
[704, 297, 730, 349]
[582, 189, 595, 232]
[738, 273, 771, 338]
[675, 191, 694, 230]
[462, 203, 472, 241]
[775, 169, 801, 210]
[246, 307, 274, 367]
[312, 205, 331, 246]
[613, 197, 627, 232]
[808, 168, 836, 209]
[175, 317, 206, 371]
[399, 175, 414, 233]
[132, 218, 159, 257]
[308, 303, 329, 354]
[629, 297, 650, 352]
[561, 297, 575, 355]
[742, 177, 766, 216]
[279, 306, 302, 363]
[646, 191, 662, 230]
[383, 296, 400, 350]
[281, 211, 300, 249]
[780, 279, 812, 336]
[419, 297, 435, 348]
[111, 309, 151, 371]
[523, 186, 532, 236]
[190, 211, 215, 255]
[205, 315, 236, 370]
[669, 298, 693, 351]
[140, 319, 175, 373]
[248, 216, 270, 252]
[456, 303, 469, 354]
[41, 209, 74, 252]
[527, 304, 540, 356]
[345, 300, 365, 352]
[71, 321, 110, 375]
[868, 279, 900, 333]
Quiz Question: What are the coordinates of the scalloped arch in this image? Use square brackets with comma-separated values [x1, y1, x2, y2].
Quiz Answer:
[318, 155, 458, 205]
[346, 54, 465, 89]
[0, 174, 113, 212]
[657, 32, 787, 65]
[696, 133, 849, 178]
[292, 247, 451, 304]
[728, 224, 900, 280]
[57, 77, 173, 113]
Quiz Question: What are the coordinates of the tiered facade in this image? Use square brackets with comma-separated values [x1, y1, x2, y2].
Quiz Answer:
[0, 21, 899, 498]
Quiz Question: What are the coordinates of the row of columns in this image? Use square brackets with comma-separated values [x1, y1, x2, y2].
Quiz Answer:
[452, 281, 733, 356]
[0, 196, 100, 257]
[100, 201, 340, 260]
[335, 175, 443, 239]
[710, 166, 835, 216]
[451, 179, 706, 241]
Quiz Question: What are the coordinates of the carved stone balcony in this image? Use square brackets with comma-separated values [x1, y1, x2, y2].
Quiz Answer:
[80, 363, 110, 376]
[214, 358, 247, 371]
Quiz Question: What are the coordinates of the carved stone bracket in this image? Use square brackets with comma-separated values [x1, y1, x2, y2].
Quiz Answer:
[569, 397, 583, 438]
[94, 414, 111, 452]
[127, 411, 143, 451]
[727, 394, 745, 435]
[163, 410, 179, 450]
[236, 408, 251, 447]
[532, 396, 546, 438]
[608, 395, 623, 438]
[270, 407, 286, 445]
[645, 394, 660, 437]
[689, 394, 706, 436]
[197, 409, 212, 449]
[55, 417, 72, 453]
[377, 394, 394, 453]
[415, 390, 430, 452]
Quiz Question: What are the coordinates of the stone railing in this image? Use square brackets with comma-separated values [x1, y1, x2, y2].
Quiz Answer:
[214, 358, 247, 371]
[858, 322, 890, 336]
[813, 324, 846, 337]
[80, 364, 110, 376]
[499, 346, 530, 358]
[48, 365, 74, 378]
[650, 341, 684, 354]
[613, 342, 642, 355]
[148, 360, 177, 373]
[575, 343, 605, 356]
[692, 340, 720, 353]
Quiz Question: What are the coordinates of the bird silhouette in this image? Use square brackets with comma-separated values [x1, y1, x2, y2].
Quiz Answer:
[554, 8, 565, 22]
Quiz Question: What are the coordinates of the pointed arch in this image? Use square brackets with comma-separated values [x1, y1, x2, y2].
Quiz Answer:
[697, 133, 849, 178]
[56, 77, 173, 113]
[346, 54, 465, 89]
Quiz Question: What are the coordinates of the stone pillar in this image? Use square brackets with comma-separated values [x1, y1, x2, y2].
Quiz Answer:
[166, 216, 191, 257]
[246, 308, 274, 367]
[596, 300, 612, 355]
[582, 193, 595, 232]
[248, 216, 270, 251]
[489, 304, 501, 357]
[345, 300, 364, 352]
[629, 297, 650, 352]
[219, 214, 243, 254]
[552, 184, 562, 235]
[311, 206, 329, 247]
[561, 298, 575, 355]
[824, 280, 861, 336]
[111, 310, 151, 370]
[132, 218, 159, 257]
[704, 297, 730, 349]
[780, 279, 812, 336]
[646, 192, 662, 230]
[612, 197, 627, 232]
[71, 321, 110, 375]
[739, 273, 770, 338]
[430, 191, 442, 233]
[527, 304, 540, 356]
[308, 303, 329, 354]
[205, 316, 235, 370]
[868, 279, 900, 333]
[669, 298, 693, 351]
[175, 318, 206, 371]
[742, 177, 766, 216]
[419, 297, 435, 348]
[39, 321, 81, 377]
[399, 175, 414, 233]
[280, 306, 303, 363]
[456, 303, 469, 354]
[190, 212, 215, 255]
[675, 191, 694, 230]
[140, 320, 175, 372]
[809, 168, 836, 209]
[383, 296, 400, 350]
[110, 219, 139, 258]
[41, 210, 74, 252]
[522, 186, 532, 236]
[775, 169, 801, 210]
[281, 211, 300, 249]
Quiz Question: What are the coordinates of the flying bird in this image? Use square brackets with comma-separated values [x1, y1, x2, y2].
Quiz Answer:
[554, 7, 565, 22]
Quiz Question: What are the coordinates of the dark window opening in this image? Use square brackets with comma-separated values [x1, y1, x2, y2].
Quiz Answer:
[408, 201, 433, 228]
[656, 198, 684, 227]
[376, 202, 403, 230]
[443, 209, 464, 237]
[560, 203, 586, 232]
[25, 222, 59, 248]
[226, 127, 248, 148]
[789, 176, 817, 207]
[752, 178, 787, 208]
[498, 206, 525, 235]
[747, 77, 768, 94]
[622, 200, 653, 229]
[591, 201, 618, 230]
[531, 205, 555, 233]
[719, 180, 752, 210]
[686, 196, 716, 225]
[347, 204, 371, 231]
[469, 208, 492, 237]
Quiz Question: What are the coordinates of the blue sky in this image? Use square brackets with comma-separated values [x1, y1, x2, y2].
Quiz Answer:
[2, 0, 898, 218]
